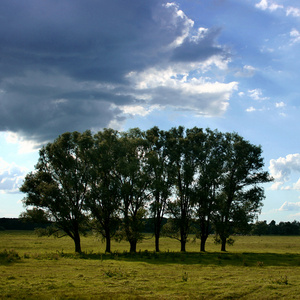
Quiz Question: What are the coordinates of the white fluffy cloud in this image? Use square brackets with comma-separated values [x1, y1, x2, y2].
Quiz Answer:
[5, 132, 40, 153]
[126, 67, 238, 116]
[120, 105, 160, 117]
[269, 154, 300, 190]
[255, 0, 283, 11]
[248, 89, 269, 101]
[164, 2, 194, 49]
[0, 158, 27, 194]
[246, 106, 256, 112]
[290, 29, 300, 44]
[279, 201, 300, 211]
[255, 1, 300, 19]
[286, 7, 300, 17]
[275, 102, 286, 108]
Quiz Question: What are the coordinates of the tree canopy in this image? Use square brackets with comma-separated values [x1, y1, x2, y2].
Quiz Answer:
[20, 127, 272, 253]
[20, 131, 94, 253]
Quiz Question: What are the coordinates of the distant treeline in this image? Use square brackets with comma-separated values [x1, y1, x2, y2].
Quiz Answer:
[251, 220, 300, 236]
[0, 218, 165, 232]
[1, 218, 300, 236]
[0, 218, 50, 231]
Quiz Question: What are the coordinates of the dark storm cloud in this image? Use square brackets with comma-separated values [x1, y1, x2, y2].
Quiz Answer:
[0, 0, 230, 144]
[0, 73, 126, 142]
[0, 0, 180, 81]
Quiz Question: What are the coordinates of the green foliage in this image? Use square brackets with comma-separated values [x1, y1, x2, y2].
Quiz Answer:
[116, 129, 151, 252]
[85, 128, 122, 253]
[214, 235, 235, 246]
[252, 220, 300, 235]
[19, 208, 49, 224]
[161, 219, 181, 241]
[145, 127, 175, 252]
[20, 126, 271, 254]
[20, 131, 94, 253]
[212, 132, 272, 251]
[34, 226, 63, 238]
[165, 127, 197, 252]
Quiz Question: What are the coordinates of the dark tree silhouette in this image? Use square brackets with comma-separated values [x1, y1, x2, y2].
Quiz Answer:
[20, 131, 94, 253]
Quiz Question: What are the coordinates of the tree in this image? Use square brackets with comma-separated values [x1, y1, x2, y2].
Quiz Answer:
[213, 133, 272, 251]
[145, 127, 175, 252]
[20, 131, 94, 253]
[251, 220, 269, 236]
[268, 220, 278, 235]
[85, 129, 121, 253]
[277, 221, 300, 235]
[117, 128, 150, 252]
[164, 127, 196, 252]
[192, 129, 225, 252]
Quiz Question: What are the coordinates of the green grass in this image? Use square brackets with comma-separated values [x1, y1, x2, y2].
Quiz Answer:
[1, 231, 300, 299]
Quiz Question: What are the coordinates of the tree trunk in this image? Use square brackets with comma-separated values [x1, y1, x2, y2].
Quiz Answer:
[200, 235, 207, 252]
[155, 233, 160, 252]
[221, 237, 226, 252]
[104, 227, 111, 253]
[180, 222, 187, 252]
[180, 238, 186, 252]
[154, 193, 162, 253]
[74, 231, 81, 253]
[130, 240, 137, 253]
[154, 214, 161, 252]
[105, 236, 111, 253]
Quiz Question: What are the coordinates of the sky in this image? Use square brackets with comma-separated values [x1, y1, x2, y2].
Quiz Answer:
[1, 0, 300, 223]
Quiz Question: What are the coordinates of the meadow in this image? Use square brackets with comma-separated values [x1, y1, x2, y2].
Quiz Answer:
[1, 231, 300, 299]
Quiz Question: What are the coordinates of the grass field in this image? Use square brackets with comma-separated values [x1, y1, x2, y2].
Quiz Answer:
[1, 231, 300, 299]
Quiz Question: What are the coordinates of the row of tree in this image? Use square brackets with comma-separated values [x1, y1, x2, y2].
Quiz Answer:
[20, 127, 272, 253]
[2, 218, 298, 236]
[252, 220, 300, 236]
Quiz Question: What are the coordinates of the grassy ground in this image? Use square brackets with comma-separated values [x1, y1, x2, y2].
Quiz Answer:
[1, 231, 300, 299]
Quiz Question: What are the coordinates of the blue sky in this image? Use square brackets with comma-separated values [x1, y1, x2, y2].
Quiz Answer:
[1, 0, 300, 223]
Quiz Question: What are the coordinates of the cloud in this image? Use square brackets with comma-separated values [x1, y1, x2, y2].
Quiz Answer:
[256, 1, 300, 22]
[290, 29, 300, 44]
[0, 158, 27, 194]
[248, 89, 269, 101]
[260, 46, 275, 53]
[279, 201, 300, 211]
[5, 132, 40, 154]
[0, 0, 235, 145]
[286, 7, 300, 17]
[275, 102, 286, 108]
[255, 0, 283, 12]
[256, 0, 268, 10]
[269, 154, 300, 190]
[293, 178, 300, 190]
[120, 105, 160, 117]
[127, 68, 238, 116]
[246, 106, 256, 112]
[235, 65, 256, 78]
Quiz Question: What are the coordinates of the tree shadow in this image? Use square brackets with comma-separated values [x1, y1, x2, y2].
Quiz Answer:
[68, 250, 300, 267]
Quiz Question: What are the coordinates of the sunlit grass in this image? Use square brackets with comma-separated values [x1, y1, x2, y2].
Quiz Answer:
[1, 231, 300, 299]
